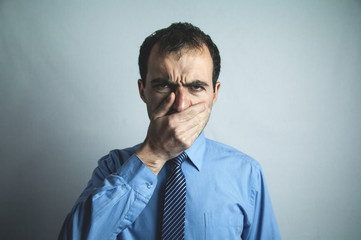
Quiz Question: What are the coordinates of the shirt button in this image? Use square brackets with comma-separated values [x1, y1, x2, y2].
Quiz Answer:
[147, 184, 153, 189]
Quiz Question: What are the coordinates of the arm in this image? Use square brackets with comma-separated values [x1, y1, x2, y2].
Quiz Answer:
[59, 88, 209, 239]
[58, 152, 157, 240]
[242, 166, 282, 240]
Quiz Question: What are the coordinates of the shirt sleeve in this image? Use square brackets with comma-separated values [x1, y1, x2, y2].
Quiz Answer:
[242, 165, 282, 240]
[58, 152, 157, 240]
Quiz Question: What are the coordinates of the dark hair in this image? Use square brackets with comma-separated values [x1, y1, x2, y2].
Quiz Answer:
[138, 22, 221, 90]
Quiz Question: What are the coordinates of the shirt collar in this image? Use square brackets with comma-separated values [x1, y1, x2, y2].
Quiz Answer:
[184, 131, 206, 172]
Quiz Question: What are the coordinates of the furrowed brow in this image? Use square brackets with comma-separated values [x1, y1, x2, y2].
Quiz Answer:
[150, 78, 174, 86]
[185, 80, 209, 87]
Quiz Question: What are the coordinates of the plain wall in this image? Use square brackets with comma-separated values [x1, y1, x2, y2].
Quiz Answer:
[1, 0, 360, 239]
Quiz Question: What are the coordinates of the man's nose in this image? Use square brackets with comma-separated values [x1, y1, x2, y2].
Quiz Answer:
[172, 87, 191, 112]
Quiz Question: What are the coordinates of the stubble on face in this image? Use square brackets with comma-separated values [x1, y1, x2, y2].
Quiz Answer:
[141, 43, 219, 124]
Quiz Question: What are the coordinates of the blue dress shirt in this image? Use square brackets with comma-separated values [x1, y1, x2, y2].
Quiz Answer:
[59, 132, 281, 239]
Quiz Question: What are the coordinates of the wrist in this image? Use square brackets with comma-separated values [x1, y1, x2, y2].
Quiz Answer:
[135, 141, 168, 175]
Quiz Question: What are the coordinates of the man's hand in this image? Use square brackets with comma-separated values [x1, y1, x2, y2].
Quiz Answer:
[136, 93, 210, 175]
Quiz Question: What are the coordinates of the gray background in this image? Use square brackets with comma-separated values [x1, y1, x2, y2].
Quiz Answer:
[1, 0, 360, 239]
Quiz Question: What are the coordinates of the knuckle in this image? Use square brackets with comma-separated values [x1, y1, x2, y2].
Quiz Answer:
[174, 127, 182, 137]
[183, 139, 192, 149]
[167, 119, 175, 128]
[170, 127, 177, 137]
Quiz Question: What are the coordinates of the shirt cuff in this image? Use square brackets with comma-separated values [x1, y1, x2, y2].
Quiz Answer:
[117, 153, 157, 199]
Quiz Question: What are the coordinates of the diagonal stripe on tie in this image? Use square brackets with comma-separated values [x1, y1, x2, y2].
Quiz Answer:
[161, 152, 187, 240]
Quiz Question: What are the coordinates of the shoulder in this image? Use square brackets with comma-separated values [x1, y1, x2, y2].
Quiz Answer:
[204, 138, 261, 169]
[203, 138, 263, 187]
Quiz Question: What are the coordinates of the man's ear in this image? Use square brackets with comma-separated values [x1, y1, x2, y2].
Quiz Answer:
[138, 79, 147, 103]
[212, 81, 221, 105]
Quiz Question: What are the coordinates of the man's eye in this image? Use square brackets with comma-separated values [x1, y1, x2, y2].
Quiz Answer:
[190, 85, 204, 91]
[154, 84, 171, 93]
[158, 84, 169, 88]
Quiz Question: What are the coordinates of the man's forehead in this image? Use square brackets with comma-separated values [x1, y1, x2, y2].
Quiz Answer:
[147, 43, 212, 74]
[145, 42, 213, 86]
[150, 43, 209, 60]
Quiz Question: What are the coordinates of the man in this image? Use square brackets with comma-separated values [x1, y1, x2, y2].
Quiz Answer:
[59, 22, 281, 239]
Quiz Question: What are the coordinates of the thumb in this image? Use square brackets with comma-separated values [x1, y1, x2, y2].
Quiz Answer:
[151, 93, 175, 120]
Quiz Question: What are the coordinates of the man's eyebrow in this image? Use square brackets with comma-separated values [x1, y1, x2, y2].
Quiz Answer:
[150, 78, 175, 86]
[184, 80, 209, 87]
[150, 78, 209, 87]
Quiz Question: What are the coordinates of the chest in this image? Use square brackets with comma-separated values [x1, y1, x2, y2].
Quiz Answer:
[121, 164, 250, 239]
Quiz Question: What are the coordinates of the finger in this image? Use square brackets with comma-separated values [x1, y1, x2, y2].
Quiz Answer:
[172, 104, 210, 136]
[175, 118, 207, 147]
[177, 107, 210, 133]
[151, 93, 175, 120]
[175, 102, 209, 122]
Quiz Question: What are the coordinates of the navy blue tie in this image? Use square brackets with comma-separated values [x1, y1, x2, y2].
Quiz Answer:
[161, 152, 187, 240]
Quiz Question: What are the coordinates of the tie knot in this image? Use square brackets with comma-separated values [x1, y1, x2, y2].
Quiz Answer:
[171, 152, 187, 167]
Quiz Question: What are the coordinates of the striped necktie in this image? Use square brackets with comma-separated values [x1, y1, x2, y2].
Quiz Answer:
[161, 152, 188, 240]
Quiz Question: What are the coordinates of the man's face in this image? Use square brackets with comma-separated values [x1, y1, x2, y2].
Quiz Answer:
[138, 43, 220, 125]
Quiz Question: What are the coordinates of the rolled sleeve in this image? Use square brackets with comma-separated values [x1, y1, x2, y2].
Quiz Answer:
[59, 152, 158, 240]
